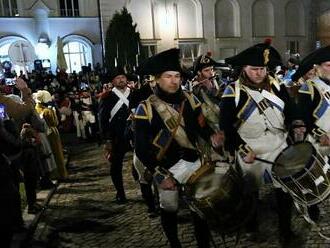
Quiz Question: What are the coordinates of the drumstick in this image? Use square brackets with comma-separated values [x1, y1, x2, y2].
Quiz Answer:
[255, 157, 285, 167]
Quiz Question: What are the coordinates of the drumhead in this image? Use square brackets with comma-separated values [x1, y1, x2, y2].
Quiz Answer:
[273, 142, 314, 178]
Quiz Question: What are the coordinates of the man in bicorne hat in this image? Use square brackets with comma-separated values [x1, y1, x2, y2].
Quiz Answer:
[191, 54, 223, 100]
[221, 43, 297, 244]
[134, 48, 223, 248]
[294, 46, 330, 222]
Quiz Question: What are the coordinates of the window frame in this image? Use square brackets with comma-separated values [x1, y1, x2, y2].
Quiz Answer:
[59, 0, 79, 17]
[0, 0, 18, 17]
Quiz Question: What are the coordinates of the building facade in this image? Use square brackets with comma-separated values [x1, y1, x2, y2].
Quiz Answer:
[0, 0, 102, 73]
[100, 0, 317, 66]
[1, 0, 330, 73]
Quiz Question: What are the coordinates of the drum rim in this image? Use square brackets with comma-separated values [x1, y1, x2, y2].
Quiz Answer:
[273, 141, 316, 181]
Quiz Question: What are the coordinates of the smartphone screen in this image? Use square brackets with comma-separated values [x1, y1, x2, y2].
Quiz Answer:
[0, 104, 5, 119]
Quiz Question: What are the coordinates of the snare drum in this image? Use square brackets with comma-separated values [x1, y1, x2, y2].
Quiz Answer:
[272, 142, 330, 206]
[183, 162, 257, 234]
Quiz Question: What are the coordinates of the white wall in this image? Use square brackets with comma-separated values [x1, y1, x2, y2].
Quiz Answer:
[127, 0, 154, 39]
[0, 16, 102, 72]
[18, 0, 98, 17]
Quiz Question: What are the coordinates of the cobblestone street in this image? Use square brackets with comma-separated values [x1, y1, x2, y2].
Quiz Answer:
[28, 141, 330, 248]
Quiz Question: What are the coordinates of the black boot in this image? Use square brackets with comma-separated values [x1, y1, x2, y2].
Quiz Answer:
[140, 183, 157, 214]
[160, 209, 182, 248]
[307, 204, 320, 222]
[245, 191, 259, 242]
[275, 188, 297, 246]
[192, 211, 210, 248]
[111, 168, 126, 204]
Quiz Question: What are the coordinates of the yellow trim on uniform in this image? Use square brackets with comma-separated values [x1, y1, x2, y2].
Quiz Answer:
[152, 130, 164, 150]
[237, 93, 252, 120]
[134, 103, 150, 120]
[184, 91, 201, 110]
[299, 80, 314, 99]
[222, 85, 235, 98]
[311, 81, 327, 120]
[145, 99, 153, 122]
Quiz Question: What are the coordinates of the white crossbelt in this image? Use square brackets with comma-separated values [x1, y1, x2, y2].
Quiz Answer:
[110, 87, 130, 123]
[244, 86, 284, 131]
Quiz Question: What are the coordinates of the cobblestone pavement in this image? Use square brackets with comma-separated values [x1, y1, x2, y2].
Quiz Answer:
[28, 141, 330, 248]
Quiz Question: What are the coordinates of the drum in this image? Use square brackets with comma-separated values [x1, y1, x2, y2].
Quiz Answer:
[183, 162, 257, 234]
[272, 142, 330, 206]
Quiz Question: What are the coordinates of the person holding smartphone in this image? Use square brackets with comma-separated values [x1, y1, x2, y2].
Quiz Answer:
[0, 77, 35, 131]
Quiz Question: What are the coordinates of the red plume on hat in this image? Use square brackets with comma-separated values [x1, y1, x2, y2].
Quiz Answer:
[264, 38, 272, 46]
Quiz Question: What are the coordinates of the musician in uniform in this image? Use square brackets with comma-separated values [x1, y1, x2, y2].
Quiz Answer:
[128, 76, 158, 217]
[134, 48, 223, 248]
[294, 46, 330, 221]
[191, 55, 222, 100]
[99, 67, 131, 204]
[220, 43, 297, 244]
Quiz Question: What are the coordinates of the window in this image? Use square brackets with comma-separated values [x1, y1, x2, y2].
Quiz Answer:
[63, 41, 92, 73]
[141, 44, 157, 58]
[252, 0, 274, 37]
[59, 0, 79, 17]
[285, 0, 305, 36]
[0, 36, 29, 74]
[0, 42, 11, 63]
[179, 43, 200, 65]
[215, 0, 240, 38]
[0, 0, 18, 16]
[287, 41, 300, 54]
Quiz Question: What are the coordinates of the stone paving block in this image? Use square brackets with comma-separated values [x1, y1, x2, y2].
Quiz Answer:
[28, 141, 330, 248]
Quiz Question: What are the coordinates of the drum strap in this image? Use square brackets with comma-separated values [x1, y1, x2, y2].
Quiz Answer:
[149, 98, 186, 161]
[147, 95, 196, 161]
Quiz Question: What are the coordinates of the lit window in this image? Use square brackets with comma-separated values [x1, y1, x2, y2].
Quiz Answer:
[59, 0, 79, 17]
[0, 0, 18, 16]
[0, 42, 11, 63]
[0, 37, 28, 74]
[63, 41, 92, 73]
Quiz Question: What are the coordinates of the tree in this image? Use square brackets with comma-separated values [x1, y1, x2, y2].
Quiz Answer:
[105, 7, 144, 72]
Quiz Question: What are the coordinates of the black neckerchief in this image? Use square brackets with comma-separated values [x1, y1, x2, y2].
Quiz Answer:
[154, 84, 185, 104]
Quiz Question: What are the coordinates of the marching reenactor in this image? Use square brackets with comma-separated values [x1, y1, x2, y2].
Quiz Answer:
[99, 67, 131, 204]
[221, 42, 297, 244]
[190, 54, 225, 162]
[293, 46, 330, 222]
[191, 54, 223, 103]
[134, 48, 223, 248]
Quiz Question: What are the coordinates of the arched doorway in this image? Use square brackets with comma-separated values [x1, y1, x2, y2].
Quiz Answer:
[62, 35, 93, 73]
